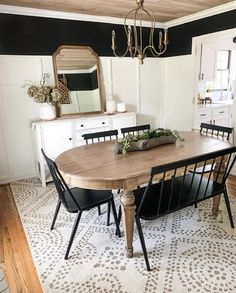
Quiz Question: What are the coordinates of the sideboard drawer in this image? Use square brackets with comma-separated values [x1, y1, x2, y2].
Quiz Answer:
[212, 106, 229, 117]
[194, 105, 231, 129]
[73, 125, 112, 146]
[196, 109, 211, 119]
[74, 118, 111, 130]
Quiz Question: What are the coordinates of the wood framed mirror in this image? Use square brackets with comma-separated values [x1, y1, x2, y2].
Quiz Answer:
[53, 45, 103, 116]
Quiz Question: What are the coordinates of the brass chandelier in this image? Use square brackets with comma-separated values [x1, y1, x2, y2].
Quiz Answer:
[111, 0, 169, 64]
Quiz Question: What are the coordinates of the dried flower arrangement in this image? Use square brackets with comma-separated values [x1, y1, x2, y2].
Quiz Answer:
[24, 74, 62, 104]
[27, 84, 62, 104]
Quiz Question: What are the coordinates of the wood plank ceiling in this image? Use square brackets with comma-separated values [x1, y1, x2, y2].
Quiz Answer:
[0, 0, 233, 22]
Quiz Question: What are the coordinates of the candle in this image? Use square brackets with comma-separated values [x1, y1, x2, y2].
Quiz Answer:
[159, 31, 163, 48]
[164, 28, 168, 43]
[117, 103, 126, 113]
[112, 30, 116, 48]
[128, 25, 132, 45]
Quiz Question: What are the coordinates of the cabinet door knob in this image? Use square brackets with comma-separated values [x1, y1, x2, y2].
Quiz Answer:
[69, 138, 72, 140]
[102, 121, 105, 124]
[80, 124, 84, 127]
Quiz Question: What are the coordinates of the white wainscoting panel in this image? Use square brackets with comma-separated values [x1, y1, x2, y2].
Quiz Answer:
[0, 88, 10, 180]
[162, 55, 195, 131]
[0, 56, 42, 85]
[139, 58, 163, 128]
[1, 86, 37, 178]
[111, 58, 137, 81]
[0, 56, 50, 183]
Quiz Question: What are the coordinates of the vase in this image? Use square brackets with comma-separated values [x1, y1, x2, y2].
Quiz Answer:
[106, 99, 116, 114]
[39, 103, 56, 120]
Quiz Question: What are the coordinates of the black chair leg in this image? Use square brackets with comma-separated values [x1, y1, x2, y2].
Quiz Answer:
[194, 202, 197, 208]
[223, 190, 234, 228]
[65, 211, 82, 260]
[116, 190, 122, 232]
[117, 205, 122, 225]
[135, 215, 151, 271]
[107, 202, 111, 226]
[110, 198, 121, 238]
[50, 199, 61, 230]
[97, 205, 101, 216]
[115, 205, 122, 236]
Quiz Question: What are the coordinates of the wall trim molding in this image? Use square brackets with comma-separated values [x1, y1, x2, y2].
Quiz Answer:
[166, 1, 236, 28]
[0, 4, 162, 27]
[1, 2, 235, 29]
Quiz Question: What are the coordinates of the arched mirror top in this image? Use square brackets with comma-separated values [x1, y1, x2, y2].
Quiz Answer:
[53, 45, 103, 116]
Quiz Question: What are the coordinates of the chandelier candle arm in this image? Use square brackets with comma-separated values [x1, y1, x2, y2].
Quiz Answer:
[164, 28, 168, 44]
[111, 0, 169, 64]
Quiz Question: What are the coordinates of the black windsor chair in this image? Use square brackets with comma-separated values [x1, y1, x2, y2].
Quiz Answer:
[200, 122, 233, 141]
[191, 123, 233, 175]
[117, 124, 152, 224]
[83, 129, 118, 144]
[41, 149, 121, 260]
[82, 129, 119, 226]
[133, 146, 236, 271]
[120, 124, 151, 137]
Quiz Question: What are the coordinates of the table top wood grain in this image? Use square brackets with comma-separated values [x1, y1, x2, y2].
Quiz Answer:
[55, 131, 231, 190]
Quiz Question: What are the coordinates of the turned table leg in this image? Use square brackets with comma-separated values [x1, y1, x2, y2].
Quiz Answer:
[120, 189, 136, 258]
[212, 195, 221, 216]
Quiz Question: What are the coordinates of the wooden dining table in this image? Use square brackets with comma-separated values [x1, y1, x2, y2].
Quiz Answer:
[55, 131, 231, 257]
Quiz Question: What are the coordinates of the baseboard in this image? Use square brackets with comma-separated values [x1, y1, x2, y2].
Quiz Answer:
[231, 169, 236, 176]
[0, 172, 37, 185]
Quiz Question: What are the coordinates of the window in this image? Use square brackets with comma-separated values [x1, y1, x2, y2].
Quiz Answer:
[214, 50, 230, 90]
[206, 50, 231, 100]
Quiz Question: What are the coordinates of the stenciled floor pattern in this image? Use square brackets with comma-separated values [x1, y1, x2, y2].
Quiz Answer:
[10, 178, 236, 293]
[0, 265, 9, 293]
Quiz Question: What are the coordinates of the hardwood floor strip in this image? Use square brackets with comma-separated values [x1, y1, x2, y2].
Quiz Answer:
[0, 184, 43, 293]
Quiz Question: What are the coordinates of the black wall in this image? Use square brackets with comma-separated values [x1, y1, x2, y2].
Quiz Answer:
[0, 10, 235, 57]
[167, 10, 236, 57]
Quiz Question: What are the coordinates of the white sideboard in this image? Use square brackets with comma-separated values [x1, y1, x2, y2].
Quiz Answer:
[31, 112, 136, 187]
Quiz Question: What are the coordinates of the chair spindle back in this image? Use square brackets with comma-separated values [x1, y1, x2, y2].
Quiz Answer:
[83, 130, 118, 144]
[200, 123, 233, 141]
[121, 124, 151, 137]
[137, 147, 236, 220]
[41, 149, 80, 210]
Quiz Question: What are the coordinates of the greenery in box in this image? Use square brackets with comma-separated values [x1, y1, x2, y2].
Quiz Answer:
[116, 129, 184, 154]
